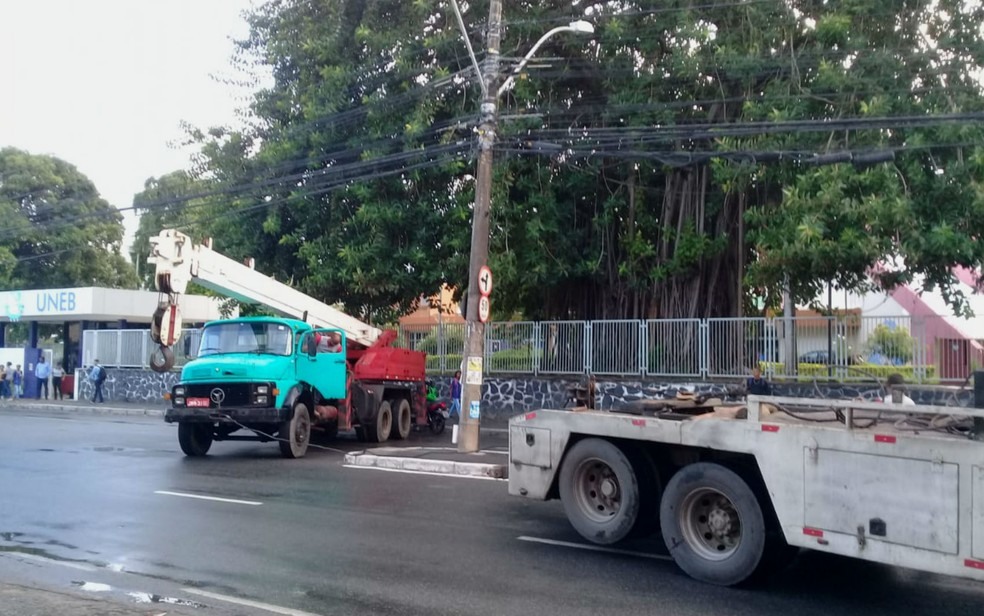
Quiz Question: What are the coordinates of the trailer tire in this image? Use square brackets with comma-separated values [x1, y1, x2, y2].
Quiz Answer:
[177, 423, 212, 457]
[365, 401, 392, 443]
[354, 426, 367, 442]
[279, 402, 311, 458]
[391, 398, 411, 440]
[558, 438, 642, 545]
[660, 462, 767, 586]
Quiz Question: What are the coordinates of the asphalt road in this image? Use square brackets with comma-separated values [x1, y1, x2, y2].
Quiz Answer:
[2, 409, 983, 616]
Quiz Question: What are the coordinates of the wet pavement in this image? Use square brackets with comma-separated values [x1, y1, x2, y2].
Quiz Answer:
[2, 410, 984, 616]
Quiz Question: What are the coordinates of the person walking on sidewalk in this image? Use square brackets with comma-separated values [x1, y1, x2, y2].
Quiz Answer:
[89, 360, 107, 403]
[51, 362, 65, 400]
[2, 362, 13, 400]
[0, 363, 9, 400]
[35, 356, 51, 399]
[12, 365, 23, 399]
[449, 370, 462, 420]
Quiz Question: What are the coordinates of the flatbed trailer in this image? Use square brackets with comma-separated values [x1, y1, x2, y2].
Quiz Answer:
[508, 395, 984, 586]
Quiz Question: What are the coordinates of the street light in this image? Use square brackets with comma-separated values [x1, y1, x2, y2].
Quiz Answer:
[451, 0, 595, 453]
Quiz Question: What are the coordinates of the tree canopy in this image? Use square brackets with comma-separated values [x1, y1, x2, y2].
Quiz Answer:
[0, 147, 137, 291]
[153, 0, 984, 321]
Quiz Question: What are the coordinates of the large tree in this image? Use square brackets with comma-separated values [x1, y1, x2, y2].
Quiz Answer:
[0, 147, 137, 290]
[180, 0, 984, 322]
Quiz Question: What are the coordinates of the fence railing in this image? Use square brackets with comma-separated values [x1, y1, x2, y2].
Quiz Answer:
[81, 329, 201, 369]
[82, 314, 984, 384]
[398, 315, 984, 384]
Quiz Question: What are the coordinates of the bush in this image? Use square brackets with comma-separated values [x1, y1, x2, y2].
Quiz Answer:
[760, 362, 936, 383]
[866, 324, 914, 364]
[414, 328, 464, 355]
[488, 347, 540, 372]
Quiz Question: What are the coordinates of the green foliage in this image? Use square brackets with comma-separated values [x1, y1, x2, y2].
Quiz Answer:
[762, 362, 936, 383]
[175, 0, 984, 322]
[414, 327, 464, 355]
[866, 324, 915, 363]
[0, 147, 137, 290]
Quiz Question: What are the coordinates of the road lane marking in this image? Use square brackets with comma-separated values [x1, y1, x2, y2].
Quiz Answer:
[1, 551, 98, 571]
[182, 588, 324, 616]
[342, 464, 506, 481]
[154, 490, 262, 506]
[517, 536, 673, 561]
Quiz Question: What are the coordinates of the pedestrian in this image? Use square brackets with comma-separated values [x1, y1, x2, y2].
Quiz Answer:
[884, 373, 915, 405]
[449, 370, 462, 419]
[13, 364, 23, 398]
[2, 362, 13, 400]
[89, 359, 107, 403]
[35, 356, 51, 399]
[51, 362, 65, 400]
[0, 363, 8, 400]
[746, 366, 773, 396]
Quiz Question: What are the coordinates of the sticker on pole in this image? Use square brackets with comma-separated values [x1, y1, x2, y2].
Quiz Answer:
[478, 296, 491, 323]
[469, 400, 481, 419]
[465, 356, 483, 385]
[478, 265, 493, 296]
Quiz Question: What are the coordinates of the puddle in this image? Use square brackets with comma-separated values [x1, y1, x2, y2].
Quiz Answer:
[129, 592, 207, 608]
[72, 581, 112, 592]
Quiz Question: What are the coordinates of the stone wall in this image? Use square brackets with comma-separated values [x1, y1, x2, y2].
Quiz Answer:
[86, 367, 974, 416]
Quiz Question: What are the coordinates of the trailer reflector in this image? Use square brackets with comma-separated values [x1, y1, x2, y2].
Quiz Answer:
[803, 527, 824, 537]
[874, 434, 897, 444]
[525, 412, 537, 421]
[761, 424, 780, 432]
[965, 559, 984, 570]
[631, 419, 646, 427]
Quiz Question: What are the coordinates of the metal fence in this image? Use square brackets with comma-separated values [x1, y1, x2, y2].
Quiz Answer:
[82, 314, 984, 383]
[81, 329, 201, 368]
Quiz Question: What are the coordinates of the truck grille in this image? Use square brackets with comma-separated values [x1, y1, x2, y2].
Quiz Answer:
[182, 383, 253, 408]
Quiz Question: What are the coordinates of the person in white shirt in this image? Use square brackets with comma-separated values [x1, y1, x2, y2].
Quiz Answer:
[52, 362, 65, 400]
[884, 373, 916, 405]
[35, 356, 51, 400]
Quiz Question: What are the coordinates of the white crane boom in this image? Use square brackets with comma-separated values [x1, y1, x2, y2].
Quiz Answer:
[147, 229, 380, 348]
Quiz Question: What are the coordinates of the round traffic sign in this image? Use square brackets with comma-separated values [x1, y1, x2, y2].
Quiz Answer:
[478, 265, 493, 297]
[478, 296, 491, 323]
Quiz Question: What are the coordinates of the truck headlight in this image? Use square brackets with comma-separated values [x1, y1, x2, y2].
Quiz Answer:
[174, 386, 186, 396]
[256, 385, 269, 394]
[174, 397, 185, 405]
[255, 395, 268, 405]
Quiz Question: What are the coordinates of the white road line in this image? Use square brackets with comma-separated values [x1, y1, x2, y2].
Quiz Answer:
[154, 490, 262, 506]
[517, 536, 673, 561]
[342, 464, 506, 481]
[1, 551, 98, 572]
[182, 588, 324, 616]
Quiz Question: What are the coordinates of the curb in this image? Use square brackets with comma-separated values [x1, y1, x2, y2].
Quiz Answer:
[344, 450, 509, 479]
[0, 403, 165, 417]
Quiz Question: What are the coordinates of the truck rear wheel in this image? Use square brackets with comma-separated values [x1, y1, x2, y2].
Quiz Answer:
[390, 398, 411, 440]
[365, 400, 392, 443]
[659, 462, 767, 586]
[279, 402, 311, 458]
[558, 438, 642, 545]
[177, 423, 212, 457]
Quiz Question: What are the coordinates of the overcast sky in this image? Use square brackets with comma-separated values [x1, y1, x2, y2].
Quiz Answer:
[0, 0, 260, 253]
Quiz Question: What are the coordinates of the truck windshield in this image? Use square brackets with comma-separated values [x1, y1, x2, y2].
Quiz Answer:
[198, 322, 293, 357]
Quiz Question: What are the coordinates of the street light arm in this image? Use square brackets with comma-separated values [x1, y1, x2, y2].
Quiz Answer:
[449, 0, 488, 97]
[497, 25, 584, 97]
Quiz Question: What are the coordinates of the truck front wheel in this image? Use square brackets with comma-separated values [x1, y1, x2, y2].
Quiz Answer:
[177, 423, 212, 457]
[558, 438, 642, 545]
[659, 462, 767, 586]
[279, 402, 311, 458]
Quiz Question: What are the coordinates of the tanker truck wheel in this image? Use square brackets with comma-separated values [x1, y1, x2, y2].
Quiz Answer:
[279, 402, 311, 458]
[178, 423, 212, 457]
[390, 398, 412, 440]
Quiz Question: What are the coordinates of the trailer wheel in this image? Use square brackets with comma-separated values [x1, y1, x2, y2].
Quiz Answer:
[279, 402, 311, 458]
[558, 438, 642, 545]
[365, 400, 392, 443]
[660, 462, 767, 586]
[177, 423, 212, 457]
[354, 426, 367, 442]
[390, 398, 412, 440]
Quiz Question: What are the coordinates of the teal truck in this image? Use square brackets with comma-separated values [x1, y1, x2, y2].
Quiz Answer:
[146, 230, 428, 458]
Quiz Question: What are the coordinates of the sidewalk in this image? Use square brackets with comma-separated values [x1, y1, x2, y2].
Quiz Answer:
[0, 581, 204, 616]
[0, 397, 166, 417]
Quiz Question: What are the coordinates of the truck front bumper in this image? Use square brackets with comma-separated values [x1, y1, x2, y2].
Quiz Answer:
[165, 406, 287, 424]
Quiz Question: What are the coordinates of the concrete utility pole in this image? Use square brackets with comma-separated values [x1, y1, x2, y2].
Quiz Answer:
[458, 0, 502, 454]
[451, 1, 593, 453]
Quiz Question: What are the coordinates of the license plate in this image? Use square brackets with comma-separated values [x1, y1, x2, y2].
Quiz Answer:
[186, 398, 210, 408]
